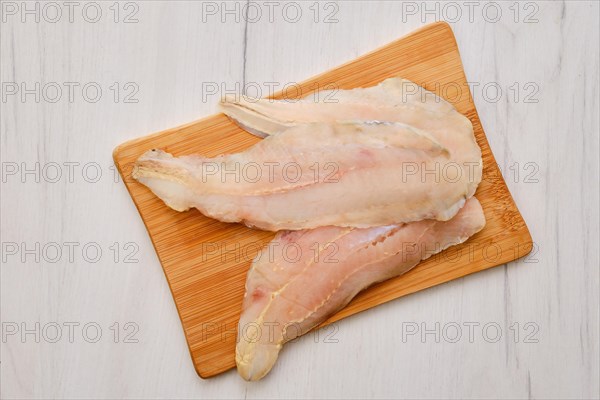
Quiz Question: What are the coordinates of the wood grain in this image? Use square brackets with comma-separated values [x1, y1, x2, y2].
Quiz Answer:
[113, 22, 532, 378]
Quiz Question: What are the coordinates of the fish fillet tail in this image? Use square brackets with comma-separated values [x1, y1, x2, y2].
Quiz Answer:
[219, 96, 290, 137]
[132, 149, 196, 212]
[236, 336, 282, 381]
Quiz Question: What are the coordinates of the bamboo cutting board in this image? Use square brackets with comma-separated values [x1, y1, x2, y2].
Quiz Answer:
[113, 22, 532, 378]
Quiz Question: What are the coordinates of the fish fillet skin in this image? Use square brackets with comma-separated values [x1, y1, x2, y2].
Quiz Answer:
[236, 197, 486, 380]
[219, 77, 467, 139]
[132, 121, 480, 230]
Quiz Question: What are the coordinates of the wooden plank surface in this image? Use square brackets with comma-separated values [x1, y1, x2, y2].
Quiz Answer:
[112, 22, 532, 378]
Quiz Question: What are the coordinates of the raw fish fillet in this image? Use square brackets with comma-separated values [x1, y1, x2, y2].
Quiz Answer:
[236, 197, 486, 380]
[133, 121, 480, 230]
[219, 77, 468, 139]
[219, 77, 482, 221]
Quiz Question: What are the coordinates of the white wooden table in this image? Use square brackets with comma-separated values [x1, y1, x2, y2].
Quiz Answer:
[1, 2, 598, 399]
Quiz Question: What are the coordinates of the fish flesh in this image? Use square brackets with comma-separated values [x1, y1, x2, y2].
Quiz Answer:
[236, 196, 486, 380]
[219, 77, 468, 139]
[219, 76, 482, 220]
[237, 197, 485, 380]
[219, 77, 481, 191]
[133, 120, 481, 230]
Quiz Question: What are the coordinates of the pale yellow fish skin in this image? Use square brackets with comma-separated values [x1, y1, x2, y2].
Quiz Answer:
[236, 197, 486, 381]
[132, 120, 480, 230]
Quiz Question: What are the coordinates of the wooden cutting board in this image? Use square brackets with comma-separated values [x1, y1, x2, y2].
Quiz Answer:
[113, 21, 532, 378]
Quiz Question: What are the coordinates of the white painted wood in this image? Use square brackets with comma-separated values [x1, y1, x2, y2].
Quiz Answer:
[1, 1, 598, 398]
